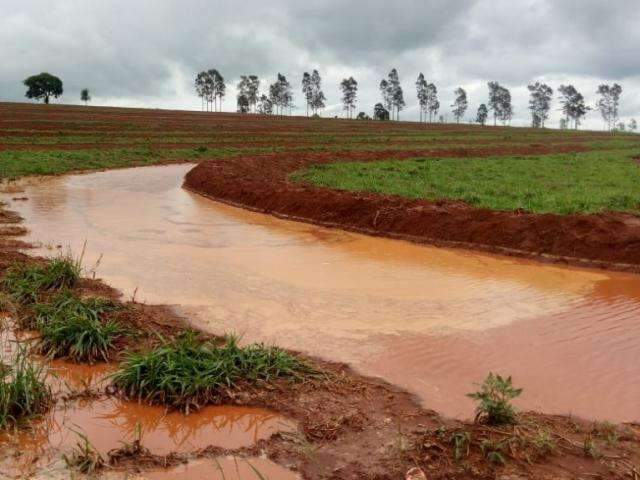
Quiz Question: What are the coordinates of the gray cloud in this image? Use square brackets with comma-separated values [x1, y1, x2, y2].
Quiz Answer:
[1, 0, 638, 128]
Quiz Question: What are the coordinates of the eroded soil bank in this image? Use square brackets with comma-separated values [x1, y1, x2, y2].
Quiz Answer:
[184, 150, 640, 271]
[0, 165, 639, 479]
[8, 164, 640, 424]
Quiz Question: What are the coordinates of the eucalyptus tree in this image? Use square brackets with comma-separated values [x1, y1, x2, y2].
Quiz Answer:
[451, 87, 468, 123]
[487, 82, 502, 126]
[237, 76, 251, 110]
[374, 103, 390, 121]
[80, 88, 91, 105]
[527, 82, 553, 128]
[416, 73, 428, 123]
[310, 70, 326, 115]
[425, 83, 439, 122]
[236, 94, 250, 113]
[207, 69, 225, 112]
[302, 72, 312, 116]
[487, 82, 512, 125]
[558, 85, 590, 130]
[257, 94, 273, 115]
[195, 71, 208, 110]
[270, 74, 293, 115]
[629, 118, 638, 132]
[596, 83, 622, 131]
[237, 75, 260, 113]
[379, 79, 393, 116]
[389, 69, 405, 120]
[340, 77, 358, 119]
[476, 104, 488, 125]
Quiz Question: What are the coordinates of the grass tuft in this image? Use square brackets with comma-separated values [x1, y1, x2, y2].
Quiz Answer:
[0, 345, 52, 428]
[63, 430, 105, 474]
[110, 332, 315, 411]
[4, 255, 81, 304]
[35, 291, 123, 363]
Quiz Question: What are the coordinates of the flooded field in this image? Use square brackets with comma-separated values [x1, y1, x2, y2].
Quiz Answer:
[6, 164, 640, 423]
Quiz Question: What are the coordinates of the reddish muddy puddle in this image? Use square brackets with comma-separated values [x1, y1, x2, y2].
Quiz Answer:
[5, 164, 640, 423]
[102, 457, 298, 480]
[0, 330, 296, 478]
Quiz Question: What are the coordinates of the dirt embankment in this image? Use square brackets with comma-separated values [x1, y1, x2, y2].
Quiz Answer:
[184, 147, 640, 272]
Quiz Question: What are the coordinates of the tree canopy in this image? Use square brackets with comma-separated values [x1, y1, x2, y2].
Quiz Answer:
[24, 73, 63, 104]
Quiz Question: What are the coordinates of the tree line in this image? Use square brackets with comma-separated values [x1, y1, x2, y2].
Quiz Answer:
[194, 68, 633, 132]
[16, 71, 634, 132]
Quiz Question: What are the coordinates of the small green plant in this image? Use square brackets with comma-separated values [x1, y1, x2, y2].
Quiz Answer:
[451, 430, 471, 461]
[35, 292, 123, 362]
[467, 372, 522, 425]
[531, 429, 556, 456]
[0, 345, 52, 428]
[63, 430, 105, 473]
[3, 255, 81, 304]
[480, 439, 507, 465]
[583, 436, 601, 459]
[595, 421, 619, 446]
[110, 332, 315, 411]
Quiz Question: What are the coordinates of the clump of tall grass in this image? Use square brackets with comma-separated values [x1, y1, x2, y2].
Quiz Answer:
[110, 332, 315, 411]
[35, 291, 123, 363]
[3, 255, 81, 304]
[0, 345, 52, 428]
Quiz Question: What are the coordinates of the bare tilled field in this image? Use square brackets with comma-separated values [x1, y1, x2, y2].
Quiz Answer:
[0, 103, 639, 480]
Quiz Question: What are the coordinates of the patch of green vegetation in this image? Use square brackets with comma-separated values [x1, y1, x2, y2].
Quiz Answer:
[0, 345, 52, 428]
[0, 146, 244, 179]
[110, 332, 315, 410]
[4, 256, 80, 304]
[35, 291, 124, 363]
[467, 372, 522, 425]
[292, 149, 640, 214]
[63, 431, 105, 474]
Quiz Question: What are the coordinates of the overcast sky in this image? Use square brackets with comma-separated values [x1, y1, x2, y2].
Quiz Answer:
[1, 0, 639, 129]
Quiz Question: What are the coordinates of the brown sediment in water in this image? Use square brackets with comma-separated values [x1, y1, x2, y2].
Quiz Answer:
[184, 150, 640, 272]
[114, 457, 299, 480]
[8, 164, 640, 424]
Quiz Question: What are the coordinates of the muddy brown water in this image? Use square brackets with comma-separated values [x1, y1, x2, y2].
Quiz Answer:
[6, 164, 640, 423]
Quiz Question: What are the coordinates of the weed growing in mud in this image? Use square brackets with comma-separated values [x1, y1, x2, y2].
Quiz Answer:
[480, 439, 507, 465]
[583, 436, 602, 459]
[451, 430, 472, 461]
[35, 292, 124, 363]
[467, 372, 522, 425]
[531, 429, 556, 456]
[63, 430, 105, 474]
[4, 255, 81, 304]
[110, 332, 315, 411]
[0, 345, 52, 428]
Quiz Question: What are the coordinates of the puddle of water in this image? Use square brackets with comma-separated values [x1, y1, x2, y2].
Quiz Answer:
[6, 164, 640, 422]
[1, 398, 295, 475]
[103, 457, 298, 480]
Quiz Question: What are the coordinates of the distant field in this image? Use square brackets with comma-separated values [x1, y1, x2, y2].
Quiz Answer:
[2, 103, 640, 216]
[293, 150, 640, 214]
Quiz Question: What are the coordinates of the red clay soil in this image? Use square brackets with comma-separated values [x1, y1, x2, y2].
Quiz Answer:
[184, 148, 640, 272]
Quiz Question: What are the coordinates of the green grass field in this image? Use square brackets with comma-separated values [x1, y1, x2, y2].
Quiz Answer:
[293, 149, 640, 214]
